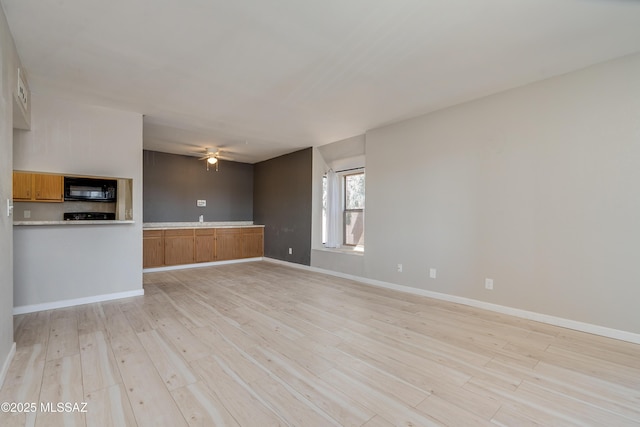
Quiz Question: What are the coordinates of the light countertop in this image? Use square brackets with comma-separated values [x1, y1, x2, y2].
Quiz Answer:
[14, 220, 135, 226]
[143, 221, 263, 230]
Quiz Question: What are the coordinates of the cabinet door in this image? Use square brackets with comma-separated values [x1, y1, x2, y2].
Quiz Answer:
[13, 171, 32, 201]
[34, 174, 64, 201]
[242, 228, 264, 258]
[143, 230, 164, 268]
[216, 228, 243, 261]
[195, 229, 216, 262]
[164, 229, 195, 265]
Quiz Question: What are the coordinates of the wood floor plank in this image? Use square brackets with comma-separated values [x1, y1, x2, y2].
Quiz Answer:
[241, 320, 336, 375]
[117, 350, 188, 427]
[102, 305, 145, 358]
[514, 380, 640, 426]
[486, 358, 640, 422]
[0, 344, 46, 427]
[247, 345, 374, 427]
[415, 394, 496, 426]
[541, 344, 640, 389]
[535, 361, 640, 410]
[321, 368, 441, 427]
[14, 311, 50, 348]
[45, 311, 79, 361]
[361, 415, 395, 427]
[0, 344, 46, 400]
[153, 317, 212, 363]
[79, 331, 121, 394]
[77, 304, 107, 336]
[35, 354, 85, 427]
[85, 384, 137, 427]
[190, 356, 285, 426]
[2, 261, 640, 426]
[326, 352, 430, 407]
[490, 401, 577, 427]
[171, 381, 240, 427]
[250, 374, 340, 427]
[137, 329, 198, 390]
[119, 300, 156, 334]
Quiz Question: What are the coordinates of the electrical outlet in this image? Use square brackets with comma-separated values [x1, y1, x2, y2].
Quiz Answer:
[24, 210, 31, 219]
[196, 199, 206, 207]
[429, 268, 436, 279]
[397, 264, 403, 273]
[485, 278, 494, 290]
[288, 248, 292, 255]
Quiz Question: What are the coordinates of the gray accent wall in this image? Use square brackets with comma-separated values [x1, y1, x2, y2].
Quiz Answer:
[254, 148, 312, 265]
[143, 150, 254, 222]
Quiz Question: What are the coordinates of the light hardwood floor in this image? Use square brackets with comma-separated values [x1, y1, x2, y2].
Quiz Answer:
[2, 261, 640, 426]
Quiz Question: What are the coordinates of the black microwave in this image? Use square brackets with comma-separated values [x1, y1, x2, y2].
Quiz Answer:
[64, 177, 117, 202]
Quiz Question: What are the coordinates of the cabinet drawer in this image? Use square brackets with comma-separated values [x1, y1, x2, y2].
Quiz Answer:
[164, 229, 194, 237]
[216, 227, 243, 235]
[195, 228, 216, 236]
[143, 230, 164, 238]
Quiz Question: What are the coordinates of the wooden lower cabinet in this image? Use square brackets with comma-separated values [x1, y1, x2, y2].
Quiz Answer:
[242, 227, 264, 258]
[195, 228, 216, 262]
[164, 229, 195, 266]
[216, 228, 243, 261]
[143, 226, 263, 267]
[143, 230, 164, 268]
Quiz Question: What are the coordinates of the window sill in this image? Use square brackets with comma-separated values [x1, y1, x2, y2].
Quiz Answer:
[315, 246, 364, 256]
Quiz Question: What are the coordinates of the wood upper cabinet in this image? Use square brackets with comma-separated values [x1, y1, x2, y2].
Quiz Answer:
[143, 230, 164, 268]
[34, 174, 64, 201]
[12, 171, 32, 200]
[13, 171, 64, 202]
[195, 228, 216, 263]
[164, 229, 195, 266]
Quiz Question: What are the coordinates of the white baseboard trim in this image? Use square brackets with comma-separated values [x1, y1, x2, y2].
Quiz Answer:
[13, 289, 145, 315]
[143, 257, 263, 273]
[0, 342, 16, 389]
[263, 257, 640, 345]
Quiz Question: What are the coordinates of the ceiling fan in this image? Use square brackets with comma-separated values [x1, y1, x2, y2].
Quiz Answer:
[197, 148, 233, 171]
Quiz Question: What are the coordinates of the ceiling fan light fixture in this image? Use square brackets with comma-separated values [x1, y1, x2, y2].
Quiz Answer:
[207, 156, 218, 165]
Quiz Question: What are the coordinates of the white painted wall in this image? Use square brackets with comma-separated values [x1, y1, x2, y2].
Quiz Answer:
[13, 92, 143, 308]
[359, 53, 640, 334]
[0, 3, 20, 383]
[311, 137, 366, 275]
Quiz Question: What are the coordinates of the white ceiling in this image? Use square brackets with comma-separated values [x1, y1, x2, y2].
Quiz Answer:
[3, 0, 640, 163]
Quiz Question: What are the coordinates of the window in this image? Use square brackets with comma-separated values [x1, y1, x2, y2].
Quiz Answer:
[343, 172, 365, 247]
[322, 169, 365, 249]
[322, 174, 327, 244]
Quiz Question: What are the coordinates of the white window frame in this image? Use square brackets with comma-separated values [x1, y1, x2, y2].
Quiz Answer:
[322, 168, 364, 252]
